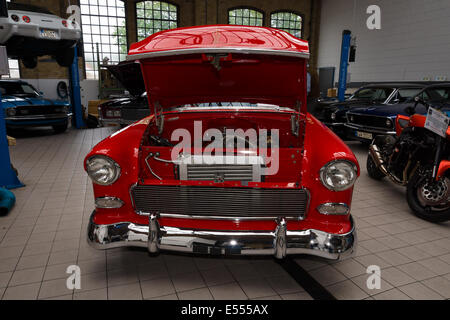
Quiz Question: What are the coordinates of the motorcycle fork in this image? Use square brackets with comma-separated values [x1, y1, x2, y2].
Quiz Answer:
[431, 135, 443, 181]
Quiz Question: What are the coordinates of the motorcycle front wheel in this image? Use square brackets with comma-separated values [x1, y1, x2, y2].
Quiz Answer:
[406, 170, 450, 223]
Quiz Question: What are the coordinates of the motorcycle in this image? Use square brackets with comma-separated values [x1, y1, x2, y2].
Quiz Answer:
[366, 97, 450, 222]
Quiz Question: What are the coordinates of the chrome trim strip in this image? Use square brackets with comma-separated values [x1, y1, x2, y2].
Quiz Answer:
[5, 114, 68, 121]
[345, 123, 396, 135]
[126, 47, 310, 61]
[87, 212, 355, 260]
[129, 182, 137, 210]
[142, 212, 304, 221]
[347, 112, 394, 120]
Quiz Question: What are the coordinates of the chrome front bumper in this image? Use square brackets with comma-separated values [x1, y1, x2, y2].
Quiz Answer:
[87, 212, 356, 260]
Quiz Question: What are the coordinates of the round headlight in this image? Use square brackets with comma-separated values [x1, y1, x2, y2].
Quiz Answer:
[385, 118, 393, 128]
[86, 155, 121, 185]
[331, 112, 337, 120]
[6, 108, 16, 116]
[320, 160, 357, 191]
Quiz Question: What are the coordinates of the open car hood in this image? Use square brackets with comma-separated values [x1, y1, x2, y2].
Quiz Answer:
[106, 61, 146, 96]
[127, 25, 309, 111]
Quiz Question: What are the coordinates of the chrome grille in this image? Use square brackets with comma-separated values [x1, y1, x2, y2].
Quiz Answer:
[187, 164, 254, 182]
[131, 185, 308, 219]
[178, 155, 264, 183]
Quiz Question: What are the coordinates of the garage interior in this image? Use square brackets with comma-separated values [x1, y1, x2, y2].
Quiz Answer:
[0, 0, 449, 300]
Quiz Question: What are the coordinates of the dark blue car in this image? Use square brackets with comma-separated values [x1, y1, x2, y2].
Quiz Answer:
[322, 83, 425, 139]
[1, 80, 71, 133]
[345, 83, 450, 143]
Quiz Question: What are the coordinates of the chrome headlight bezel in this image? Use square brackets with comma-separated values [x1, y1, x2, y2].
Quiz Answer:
[330, 112, 337, 120]
[6, 107, 16, 117]
[319, 160, 358, 191]
[385, 118, 393, 128]
[85, 155, 121, 186]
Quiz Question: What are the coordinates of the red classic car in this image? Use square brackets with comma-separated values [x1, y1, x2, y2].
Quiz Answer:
[85, 25, 359, 259]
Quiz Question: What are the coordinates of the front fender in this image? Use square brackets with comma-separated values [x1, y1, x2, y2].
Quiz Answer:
[301, 114, 360, 232]
[437, 160, 450, 180]
[84, 117, 151, 223]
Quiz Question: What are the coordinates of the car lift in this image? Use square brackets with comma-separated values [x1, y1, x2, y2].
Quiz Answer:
[0, 48, 23, 189]
[337, 30, 352, 102]
[1, 44, 84, 191]
[69, 46, 85, 129]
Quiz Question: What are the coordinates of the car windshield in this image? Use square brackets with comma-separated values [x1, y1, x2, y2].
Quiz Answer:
[391, 88, 424, 103]
[413, 87, 450, 104]
[0, 82, 40, 97]
[351, 87, 394, 102]
[7, 3, 53, 15]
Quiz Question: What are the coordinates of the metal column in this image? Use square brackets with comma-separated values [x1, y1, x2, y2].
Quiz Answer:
[0, 90, 24, 189]
[337, 30, 352, 102]
[69, 46, 85, 128]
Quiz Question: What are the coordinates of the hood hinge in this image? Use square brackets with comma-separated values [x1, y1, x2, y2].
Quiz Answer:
[154, 101, 164, 134]
[291, 100, 302, 136]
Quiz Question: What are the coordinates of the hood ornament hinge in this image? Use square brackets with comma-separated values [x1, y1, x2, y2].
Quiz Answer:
[154, 101, 164, 134]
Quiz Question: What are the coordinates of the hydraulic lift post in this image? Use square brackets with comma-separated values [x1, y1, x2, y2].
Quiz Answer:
[337, 30, 352, 102]
[0, 47, 23, 189]
[69, 46, 84, 128]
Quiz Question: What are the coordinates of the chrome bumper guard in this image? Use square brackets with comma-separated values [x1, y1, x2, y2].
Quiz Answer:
[87, 212, 355, 259]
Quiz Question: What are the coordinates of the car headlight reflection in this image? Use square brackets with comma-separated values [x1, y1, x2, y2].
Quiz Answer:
[330, 112, 337, 120]
[319, 160, 357, 191]
[86, 155, 121, 185]
[6, 108, 16, 117]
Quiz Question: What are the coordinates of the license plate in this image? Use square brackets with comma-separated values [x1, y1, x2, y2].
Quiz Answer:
[356, 131, 373, 140]
[40, 29, 58, 39]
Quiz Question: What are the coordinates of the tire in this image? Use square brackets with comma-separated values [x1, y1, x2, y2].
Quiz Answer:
[52, 121, 68, 134]
[55, 48, 75, 67]
[21, 57, 37, 69]
[406, 169, 450, 223]
[366, 154, 385, 180]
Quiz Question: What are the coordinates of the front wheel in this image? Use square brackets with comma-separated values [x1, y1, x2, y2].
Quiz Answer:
[55, 48, 75, 67]
[52, 121, 68, 133]
[406, 169, 450, 222]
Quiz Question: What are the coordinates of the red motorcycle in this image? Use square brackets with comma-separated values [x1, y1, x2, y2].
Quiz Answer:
[367, 99, 450, 222]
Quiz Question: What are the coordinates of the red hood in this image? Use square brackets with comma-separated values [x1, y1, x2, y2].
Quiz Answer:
[127, 25, 309, 111]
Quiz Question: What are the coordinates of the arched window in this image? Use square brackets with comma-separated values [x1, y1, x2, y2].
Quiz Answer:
[136, 1, 178, 41]
[80, 0, 127, 79]
[228, 8, 263, 26]
[270, 11, 303, 38]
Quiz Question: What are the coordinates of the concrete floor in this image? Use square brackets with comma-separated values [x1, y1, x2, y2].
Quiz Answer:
[1, 126, 449, 300]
